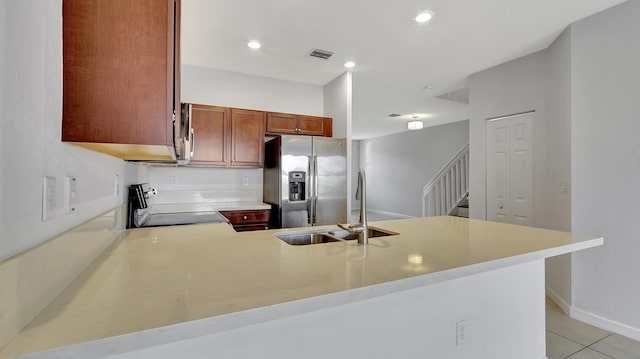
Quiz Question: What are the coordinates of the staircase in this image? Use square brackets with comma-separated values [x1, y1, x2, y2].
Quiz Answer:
[422, 144, 469, 217]
[449, 196, 469, 218]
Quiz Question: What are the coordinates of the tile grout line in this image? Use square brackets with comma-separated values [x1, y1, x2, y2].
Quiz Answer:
[545, 326, 613, 358]
[564, 345, 615, 359]
[562, 346, 588, 359]
[547, 328, 600, 348]
[584, 334, 616, 359]
[545, 329, 586, 359]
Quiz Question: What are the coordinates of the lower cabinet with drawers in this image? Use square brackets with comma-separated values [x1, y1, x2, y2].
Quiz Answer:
[219, 209, 270, 232]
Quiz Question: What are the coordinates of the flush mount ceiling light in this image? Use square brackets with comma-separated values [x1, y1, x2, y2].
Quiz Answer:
[344, 61, 356, 69]
[408, 116, 424, 130]
[414, 11, 434, 23]
[247, 40, 262, 49]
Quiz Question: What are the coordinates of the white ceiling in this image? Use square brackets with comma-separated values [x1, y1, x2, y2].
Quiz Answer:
[181, 0, 626, 139]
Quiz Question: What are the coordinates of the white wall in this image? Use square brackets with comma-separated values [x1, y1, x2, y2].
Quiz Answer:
[1, 0, 6, 230]
[360, 120, 469, 217]
[468, 51, 548, 224]
[323, 72, 352, 213]
[468, 29, 574, 307]
[0, 0, 139, 262]
[323, 72, 350, 139]
[570, 0, 640, 339]
[468, 33, 573, 229]
[181, 65, 324, 116]
[544, 28, 573, 308]
[469, 1, 640, 338]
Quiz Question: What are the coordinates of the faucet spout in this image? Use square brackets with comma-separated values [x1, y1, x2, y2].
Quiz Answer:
[357, 169, 369, 244]
[337, 168, 369, 244]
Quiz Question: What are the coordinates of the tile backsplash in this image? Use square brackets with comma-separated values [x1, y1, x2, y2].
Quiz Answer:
[148, 167, 264, 204]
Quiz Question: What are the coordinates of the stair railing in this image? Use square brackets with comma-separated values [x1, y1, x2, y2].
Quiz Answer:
[422, 144, 469, 217]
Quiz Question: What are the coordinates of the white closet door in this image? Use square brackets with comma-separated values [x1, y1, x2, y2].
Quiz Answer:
[486, 112, 534, 226]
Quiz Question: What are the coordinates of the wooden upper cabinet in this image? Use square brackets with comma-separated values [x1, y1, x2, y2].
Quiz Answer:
[61, 0, 180, 160]
[265, 113, 298, 135]
[266, 112, 332, 137]
[230, 109, 266, 168]
[189, 105, 229, 166]
[298, 115, 331, 136]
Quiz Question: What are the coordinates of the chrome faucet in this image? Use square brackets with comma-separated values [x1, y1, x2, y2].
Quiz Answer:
[338, 168, 369, 244]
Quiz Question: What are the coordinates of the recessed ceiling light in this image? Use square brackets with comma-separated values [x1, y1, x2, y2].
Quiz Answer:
[344, 61, 356, 69]
[415, 11, 433, 23]
[423, 85, 435, 91]
[247, 40, 262, 49]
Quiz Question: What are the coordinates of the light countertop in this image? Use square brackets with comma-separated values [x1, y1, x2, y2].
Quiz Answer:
[0, 216, 602, 358]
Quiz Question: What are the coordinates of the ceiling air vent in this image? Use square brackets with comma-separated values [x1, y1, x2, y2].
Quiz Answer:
[308, 48, 334, 60]
[388, 114, 402, 117]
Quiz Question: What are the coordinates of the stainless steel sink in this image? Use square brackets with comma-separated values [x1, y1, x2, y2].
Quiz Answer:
[275, 226, 398, 245]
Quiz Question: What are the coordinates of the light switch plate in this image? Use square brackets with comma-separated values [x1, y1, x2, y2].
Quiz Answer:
[42, 176, 56, 221]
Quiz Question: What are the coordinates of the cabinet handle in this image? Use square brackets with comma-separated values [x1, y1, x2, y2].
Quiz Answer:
[243, 215, 248, 220]
[190, 128, 195, 156]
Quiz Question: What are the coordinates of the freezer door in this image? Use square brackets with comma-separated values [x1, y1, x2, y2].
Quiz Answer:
[313, 137, 347, 225]
[281, 136, 312, 228]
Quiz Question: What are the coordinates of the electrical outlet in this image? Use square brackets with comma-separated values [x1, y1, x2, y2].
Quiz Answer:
[64, 176, 77, 214]
[242, 177, 249, 186]
[42, 176, 56, 221]
[170, 176, 177, 185]
[456, 320, 467, 346]
[114, 174, 120, 195]
[561, 178, 569, 193]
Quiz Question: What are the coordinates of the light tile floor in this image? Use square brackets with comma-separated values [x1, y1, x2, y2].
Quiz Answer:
[546, 298, 640, 359]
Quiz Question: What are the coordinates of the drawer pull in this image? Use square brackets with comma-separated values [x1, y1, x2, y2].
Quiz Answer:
[243, 215, 248, 220]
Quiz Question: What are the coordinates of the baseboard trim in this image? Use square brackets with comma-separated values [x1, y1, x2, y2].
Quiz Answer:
[545, 286, 571, 316]
[545, 287, 640, 341]
[571, 306, 640, 342]
[367, 209, 415, 219]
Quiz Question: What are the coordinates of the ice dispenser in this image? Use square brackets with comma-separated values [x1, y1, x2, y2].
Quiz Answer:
[288, 171, 306, 201]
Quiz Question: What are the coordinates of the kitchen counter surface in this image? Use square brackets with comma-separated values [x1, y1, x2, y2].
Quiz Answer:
[149, 201, 270, 213]
[0, 216, 602, 358]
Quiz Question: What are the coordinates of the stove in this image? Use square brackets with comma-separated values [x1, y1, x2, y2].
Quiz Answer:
[126, 184, 230, 228]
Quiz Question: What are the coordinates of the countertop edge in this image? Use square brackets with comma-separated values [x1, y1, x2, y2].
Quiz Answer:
[17, 236, 603, 359]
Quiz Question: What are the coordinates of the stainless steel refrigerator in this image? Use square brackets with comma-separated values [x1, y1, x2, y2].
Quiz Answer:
[264, 136, 347, 228]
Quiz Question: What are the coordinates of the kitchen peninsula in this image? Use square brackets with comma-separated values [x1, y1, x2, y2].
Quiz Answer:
[0, 216, 602, 359]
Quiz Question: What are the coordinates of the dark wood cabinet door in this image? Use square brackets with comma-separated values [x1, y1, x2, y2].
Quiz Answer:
[62, 0, 177, 149]
[266, 112, 333, 137]
[297, 116, 329, 136]
[266, 113, 298, 134]
[189, 105, 229, 166]
[230, 109, 265, 167]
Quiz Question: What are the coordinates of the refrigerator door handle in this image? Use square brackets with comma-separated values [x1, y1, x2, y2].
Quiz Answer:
[307, 156, 313, 225]
[313, 155, 318, 224]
